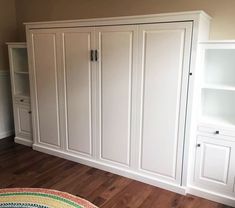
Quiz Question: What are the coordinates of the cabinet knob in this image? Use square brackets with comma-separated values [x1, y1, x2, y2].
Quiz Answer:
[215, 130, 220, 135]
[28, 111, 32, 114]
[20, 99, 24, 102]
[196, 144, 201, 147]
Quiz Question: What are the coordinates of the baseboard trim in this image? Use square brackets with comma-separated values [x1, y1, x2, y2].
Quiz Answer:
[187, 186, 235, 207]
[33, 144, 186, 195]
[15, 137, 33, 147]
[0, 130, 14, 139]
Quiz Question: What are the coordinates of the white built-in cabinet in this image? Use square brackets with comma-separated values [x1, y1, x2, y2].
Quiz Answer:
[189, 42, 235, 206]
[7, 43, 32, 146]
[26, 11, 213, 198]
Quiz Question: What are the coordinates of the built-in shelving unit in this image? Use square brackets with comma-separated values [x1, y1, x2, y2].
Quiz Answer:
[8, 44, 30, 98]
[199, 42, 235, 129]
[191, 42, 235, 206]
[7, 42, 32, 146]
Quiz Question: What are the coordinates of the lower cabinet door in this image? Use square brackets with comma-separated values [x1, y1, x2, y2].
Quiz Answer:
[15, 104, 32, 139]
[195, 136, 235, 194]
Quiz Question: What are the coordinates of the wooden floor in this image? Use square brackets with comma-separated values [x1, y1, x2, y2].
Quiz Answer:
[0, 137, 232, 208]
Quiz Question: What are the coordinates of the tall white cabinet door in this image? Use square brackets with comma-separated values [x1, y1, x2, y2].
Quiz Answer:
[138, 22, 192, 183]
[96, 26, 138, 166]
[29, 30, 62, 148]
[61, 28, 95, 156]
[195, 136, 235, 194]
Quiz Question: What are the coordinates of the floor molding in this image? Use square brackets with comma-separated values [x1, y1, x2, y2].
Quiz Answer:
[33, 143, 186, 195]
[15, 137, 33, 147]
[187, 185, 235, 207]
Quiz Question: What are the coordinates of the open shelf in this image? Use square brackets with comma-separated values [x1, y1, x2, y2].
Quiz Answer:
[203, 49, 235, 87]
[200, 115, 235, 129]
[201, 89, 235, 128]
[14, 73, 30, 96]
[12, 48, 28, 73]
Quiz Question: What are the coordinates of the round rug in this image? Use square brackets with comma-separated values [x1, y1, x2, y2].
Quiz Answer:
[0, 188, 97, 208]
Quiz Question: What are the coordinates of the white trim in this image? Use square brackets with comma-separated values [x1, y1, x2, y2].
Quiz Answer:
[33, 143, 186, 195]
[0, 130, 14, 139]
[15, 137, 33, 147]
[6, 42, 26, 46]
[25, 11, 211, 29]
[200, 40, 235, 44]
[187, 186, 235, 207]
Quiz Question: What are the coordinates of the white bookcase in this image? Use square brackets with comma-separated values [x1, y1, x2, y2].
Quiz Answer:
[189, 41, 235, 206]
[7, 42, 32, 146]
[200, 43, 235, 128]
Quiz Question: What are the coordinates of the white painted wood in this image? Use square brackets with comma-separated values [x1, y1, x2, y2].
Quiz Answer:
[14, 104, 32, 137]
[0, 71, 14, 139]
[137, 22, 192, 184]
[188, 41, 235, 206]
[25, 11, 214, 202]
[15, 137, 33, 146]
[96, 25, 138, 166]
[24, 11, 211, 29]
[7, 43, 32, 145]
[61, 28, 95, 156]
[194, 136, 235, 195]
[33, 143, 187, 195]
[29, 31, 61, 147]
[188, 185, 235, 207]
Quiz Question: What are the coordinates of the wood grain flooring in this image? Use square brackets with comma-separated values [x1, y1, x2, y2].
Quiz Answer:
[0, 137, 233, 208]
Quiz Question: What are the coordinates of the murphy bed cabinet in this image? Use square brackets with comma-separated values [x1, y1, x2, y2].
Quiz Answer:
[26, 11, 235, 205]
[188, 42, 235, 206]
[7, 43, 32, 146]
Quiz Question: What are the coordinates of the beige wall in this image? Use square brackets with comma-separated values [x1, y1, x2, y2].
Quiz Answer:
[0, 0, 18, 70]
[15, 0, 235, 40]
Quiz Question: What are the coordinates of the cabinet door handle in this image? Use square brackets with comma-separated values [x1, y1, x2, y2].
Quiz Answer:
[215, 130, 220, 135]
[90, 50, 94, 62]
[196, 144, 201, 147]
[95, 50, 98, 61]
[28, 111, 32, 114]
[20, 99, 24, 102]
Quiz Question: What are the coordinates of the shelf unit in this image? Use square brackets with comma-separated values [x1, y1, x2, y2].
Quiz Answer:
[7, 42, 32, 146]
[189, 41, 235, 206]
[199, 42, 235, 129]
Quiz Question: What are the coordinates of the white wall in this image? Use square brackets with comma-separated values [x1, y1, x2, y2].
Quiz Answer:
[0, 71, 14, 139]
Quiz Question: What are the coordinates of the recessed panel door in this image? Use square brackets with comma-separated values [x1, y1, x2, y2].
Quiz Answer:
[62, 28, 95, 156]
[30, 30, 62, 147]
[138, 22, 192, 183]
[195, 136, 235, 194]
[96, 26, 138, 166]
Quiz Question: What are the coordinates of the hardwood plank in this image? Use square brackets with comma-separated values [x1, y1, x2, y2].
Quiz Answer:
[0, 137, 232, 208]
